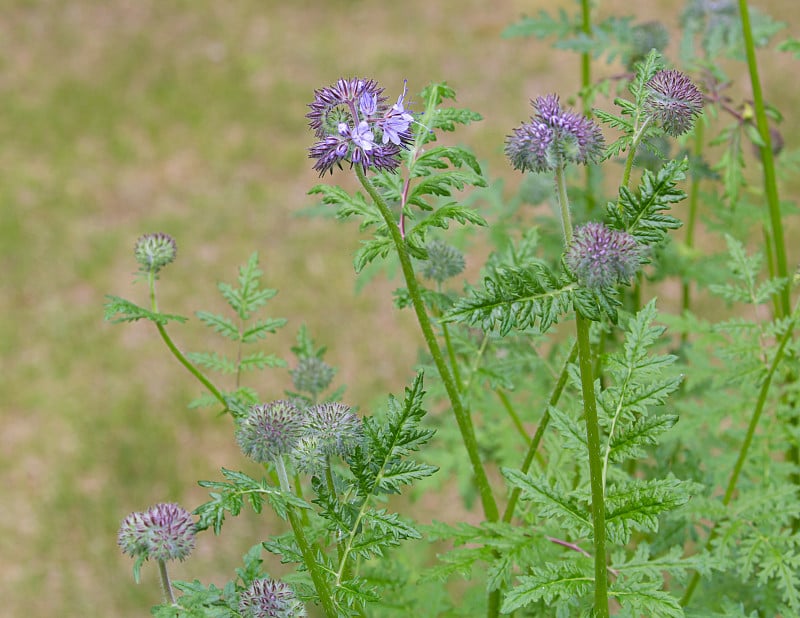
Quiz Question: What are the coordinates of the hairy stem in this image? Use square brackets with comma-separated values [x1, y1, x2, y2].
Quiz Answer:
[355, 166, 499, 523]
[555, 165, 609, 616]
[148, 272, 228, 409]
[157, 559, 176, 605]
[276, 457, 338, 617]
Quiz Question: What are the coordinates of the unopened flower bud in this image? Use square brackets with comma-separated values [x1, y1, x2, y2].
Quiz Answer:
[290, 357, 336, 397]
[236, 401, 304, 463]
[421, 239, 466, 283]
[117, 502, 196, 562]
[134, 233, 177, 274]
[239, 578, 306, 618]
[643, 70, 704, 137]
[565, 222, 643, 289]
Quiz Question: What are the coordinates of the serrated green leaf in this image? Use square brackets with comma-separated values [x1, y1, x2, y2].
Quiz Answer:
[104, 295, 188, 325]
[196, 311, 240, 341]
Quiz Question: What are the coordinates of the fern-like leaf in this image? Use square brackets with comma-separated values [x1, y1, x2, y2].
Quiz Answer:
[104, 295, 188, 325]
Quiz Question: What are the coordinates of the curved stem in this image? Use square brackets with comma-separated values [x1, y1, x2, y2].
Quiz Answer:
[148, 272, 228, 409]
[354, 166, 499, 523]
[680, 317, 795, 606]
[275, 457, 338, 617]
[157, 559, 176, 605]
[503, 342, 578, 523]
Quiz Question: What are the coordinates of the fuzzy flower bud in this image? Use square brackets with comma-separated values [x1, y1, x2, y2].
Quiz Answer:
[117, 502, 196, 562]
[239, 578, 306, 618]
[565, 222, 643, 290]
[304, 402, 363, 460]
[307, 77, 414, 176]
[643, 70, 704, 137]
[236, 401, 305, 463]
[505, 94, 604, 174]
[290, 357, 336, 397]
[421, 239, 466, 283]
[627, 21, 670, 70]
[134, 233, 177, 274]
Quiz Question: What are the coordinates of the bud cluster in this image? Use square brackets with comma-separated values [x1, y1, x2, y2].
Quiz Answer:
[643, 69, 704, 137]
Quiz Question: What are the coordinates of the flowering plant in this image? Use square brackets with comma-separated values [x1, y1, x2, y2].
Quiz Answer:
[106, 4, 799, 617]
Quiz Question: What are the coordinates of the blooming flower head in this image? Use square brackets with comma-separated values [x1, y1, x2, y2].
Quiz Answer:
[505, 94, 605, 174]
[643, 69, 704, 137]
[565, 222, 643, 290]
[134, 232, 177, 274]
[239, 578, 306, 618]
[236, 400, 305, 463]
[117, 502, 196, 562]
[307, 77, 414, 176]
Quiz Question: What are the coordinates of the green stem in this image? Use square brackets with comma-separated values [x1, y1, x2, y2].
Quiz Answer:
[496, 389, 532, 446]
[737, 0, 790, 318]
[157, 559, 176, 605]
[681, 120, 704, 321]
[147, 272, 228, 409]
[580, 0, 596, 214]
[555, 165, 609, 616]
[355, 166, 499, 523]
[680, 317, 795, 606]
[576, 313, 609, 617]
[503, 342, 578, 523]
[276, 457, 338, 617]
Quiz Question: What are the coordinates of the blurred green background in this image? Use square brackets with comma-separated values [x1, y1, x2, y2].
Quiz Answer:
[2, 0, 798, 615]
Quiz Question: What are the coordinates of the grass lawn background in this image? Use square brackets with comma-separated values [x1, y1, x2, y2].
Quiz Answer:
[1, 1, 798, 615]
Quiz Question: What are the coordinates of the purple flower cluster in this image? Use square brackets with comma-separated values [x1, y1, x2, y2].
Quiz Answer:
[239, 578, 306, 618]
[307, 78, 414, 176]
[564, 222, 643, 290]
[643, 69, 704, 137]
[117, 502, 196, 562]
[505, 94, 605, 174]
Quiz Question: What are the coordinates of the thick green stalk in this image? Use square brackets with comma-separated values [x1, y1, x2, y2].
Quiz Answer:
[576, 313, 609, 617]
[580, 0, 596, 213]
[157, 559, 176, 605]
[737, 0, 790, 318]
[148, 272, 228, 408]
[355, 166, 499, 524]
[680, 318, 795, 606]
[555, 166, 609, 617]
[275, 457, 338, 617]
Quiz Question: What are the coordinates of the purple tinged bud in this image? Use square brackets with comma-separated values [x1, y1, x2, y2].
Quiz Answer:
[134, 233, 177, 274]
[304, 402, 363, 459]
[565, 222, 643, 289]
[236, 401, 305, 463]
[239, 578, 306, 618]
[643, 69, 704, 137]
[117, 502, 196, 562]
[506, 94, 604, 173]
[360, 92, 378, 117]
